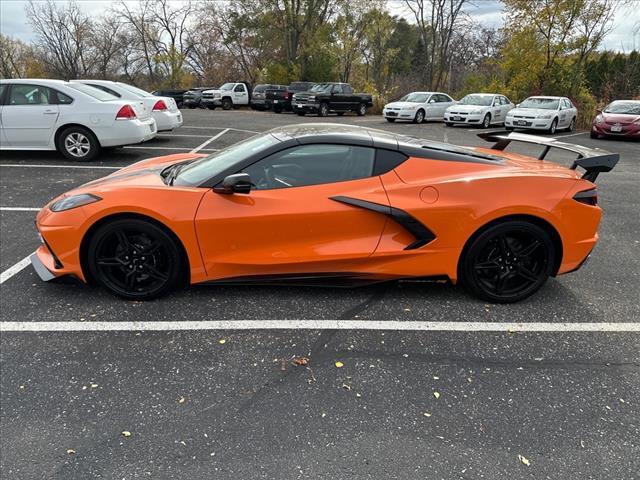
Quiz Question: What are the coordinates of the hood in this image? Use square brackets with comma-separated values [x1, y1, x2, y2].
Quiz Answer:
[385, 101, 422, 109]
[599, 112, 640, 125]
[508, 107, 557, 117]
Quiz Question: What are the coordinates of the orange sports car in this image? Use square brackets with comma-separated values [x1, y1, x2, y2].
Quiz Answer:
[31, 124, 618, 302]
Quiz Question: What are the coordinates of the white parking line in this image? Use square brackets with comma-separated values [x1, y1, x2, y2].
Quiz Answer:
[0, 253, 33, 285]
[0, 320, 638, 333]
[0, 164, 120, 170]
[157, 134, 217, 138]
[191, 128, 230, 153]
[181, 126, 261, 134]
[123, 146, 219, 152]
[0, 207, 39, 211]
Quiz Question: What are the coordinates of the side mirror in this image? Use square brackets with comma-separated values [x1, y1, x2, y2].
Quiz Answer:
[218, 173, 252, 194]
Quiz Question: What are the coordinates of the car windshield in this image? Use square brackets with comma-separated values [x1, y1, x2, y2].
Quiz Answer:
[290, 83, 314, 91]
[604, 101, 640, 115]
[67, 83, 119, 101]
[399, 93, 429, 103]
[219, 83, 235, 91]
[519, 98, 559, 110]
[310, 84, 334, 93]
[459, 94, 493, 106]
[119, 83, 152, 98]
[174, 133, 280, 186]
[253, 85, 266, 93]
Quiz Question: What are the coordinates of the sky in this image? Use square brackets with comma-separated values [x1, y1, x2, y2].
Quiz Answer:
[1, 0, 639, 52]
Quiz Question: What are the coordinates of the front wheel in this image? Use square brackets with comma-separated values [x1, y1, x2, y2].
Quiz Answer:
[548, 118, 558, 134]
[413, 109, 425, 124]
[207, 105, 216, 110]
[459, 221, 554, 303]
[57, 126, 101, 161]
[356, 103, 367, 116]
[318, 102, 329, 117]
[481, 113, 491, 128]
[386, 118, 396, 123]
[445, 122, 453, 127]
[87, 219, 185, 300]
[221, 98, 233, 110]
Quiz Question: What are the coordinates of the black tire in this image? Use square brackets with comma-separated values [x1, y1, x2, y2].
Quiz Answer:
[459, 221, 555, 303]
[87, 218, 184, 300]
[567, 117, 576, 132]
[336, 112, 345, 116]
[57, 126, 101, 161]
[386, 118, 396, 123]
[221, 98, 233, 110]
[274, 106, 283, 113]
[445, 122, 453, 127]
[590, 131, 599, 139]
[413, 109, 425, 124]
[548, 118, 558, 134]
[505, 126, 514, 131]
[356, 103, 367, 116]
[188, 105, 196, 109]
[481, 113, 491, 128]
[318, 102, 329, 117]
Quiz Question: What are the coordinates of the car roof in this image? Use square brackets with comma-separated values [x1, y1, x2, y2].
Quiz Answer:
[0, 78, 69, 85]
[527, 96, 564, 100]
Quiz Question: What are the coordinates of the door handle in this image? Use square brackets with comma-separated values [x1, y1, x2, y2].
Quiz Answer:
[43, 110, 57, 114]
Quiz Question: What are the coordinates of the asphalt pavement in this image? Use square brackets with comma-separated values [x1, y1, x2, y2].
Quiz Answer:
[1, 108, 638, 479]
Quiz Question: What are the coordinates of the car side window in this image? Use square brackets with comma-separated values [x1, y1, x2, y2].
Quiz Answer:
[90, 84, 121, 98]
[234, 84, 245, 93]
[332, 84, 344, 94]
[343, 84, 353, 94]
[8, 84, 51, 105]
[52, 89, 73, 105]
[243, 144, 376, 190]
[0, 84, 6, 104]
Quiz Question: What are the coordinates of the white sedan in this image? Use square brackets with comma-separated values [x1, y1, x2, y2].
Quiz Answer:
[72, 80, 183, 132]
[444, 93, 514, 128]
[0, 79, 157, 161]
[505, 96, 578, 134]
[383, 92, 456, 123]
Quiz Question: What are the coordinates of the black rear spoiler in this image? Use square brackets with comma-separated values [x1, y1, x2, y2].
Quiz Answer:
[477, 131, 619, 182]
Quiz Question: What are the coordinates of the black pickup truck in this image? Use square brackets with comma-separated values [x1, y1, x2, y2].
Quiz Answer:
[291, 83, 373, 117]
[264, 82, 316, 113]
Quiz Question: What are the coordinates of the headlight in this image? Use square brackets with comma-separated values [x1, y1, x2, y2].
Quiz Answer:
[538, 114, 553, 119]
[595, 115, 604, 124]
[470, 108, 484, 114]
[405, 105, 417, 110]
[213, 93, 221, 98]
[49, 194, 101, 212]
[292, 94, 297, 101]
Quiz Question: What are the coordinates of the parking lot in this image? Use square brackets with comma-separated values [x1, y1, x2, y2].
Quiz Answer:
[1, 109, 639, 479]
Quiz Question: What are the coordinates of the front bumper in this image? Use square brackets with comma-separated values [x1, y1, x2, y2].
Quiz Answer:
[201, 98, 222, 107]
[505, 117, 554, 130]
[293, 103, 320, 113]
[30, 249, 57, 282]
[383, 109, 417, 120]
[154, 110, 183, 132]
[592, 123, 640, 137]
[445, 113, 483, 124]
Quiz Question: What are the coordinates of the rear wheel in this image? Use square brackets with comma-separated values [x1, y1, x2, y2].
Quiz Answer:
[87, 219, 184, 300]
[57, 126, 100, 161]
[297, 111, 306, 116]
[318, 102, 329, 117]
[221, 98, 233, 110]
[273, 106, 283, 113]
[567, 117, 576, 132]
[356, 103, 367, 116]
[459, 221, 554, 303]
[505, 126, 514, 131]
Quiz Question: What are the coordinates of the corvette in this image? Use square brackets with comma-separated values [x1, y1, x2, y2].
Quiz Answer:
[31, 124, 618, 303]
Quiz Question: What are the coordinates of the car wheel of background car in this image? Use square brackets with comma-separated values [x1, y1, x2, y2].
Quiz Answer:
[505, 126, 514, 131]
[481, 113, 491, 128]
[87, 218, 185, 300]
[319, 102, 329, 117]
[386, 118, 396, 123]
[413, 109, 425, 124]
[590, 131, 599, 139]
[274, 106, 283, 113]
[356, 103, 367, 116]
[222, 98, 233, 110]
[188, 105, 196, 109]
[568, 117, 576, 132]
[57, 126, 100, 162]
[459, 220, 554, 303]
[548, 118, 558, 134]
[445, 122, 453, 127]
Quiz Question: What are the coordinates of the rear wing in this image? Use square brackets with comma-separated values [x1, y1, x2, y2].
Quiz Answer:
[478, 131, 619, 182]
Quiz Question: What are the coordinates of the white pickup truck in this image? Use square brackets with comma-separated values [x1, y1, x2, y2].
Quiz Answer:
[201, 82, 251, 110]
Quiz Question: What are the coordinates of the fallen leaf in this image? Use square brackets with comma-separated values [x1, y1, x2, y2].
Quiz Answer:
[122, 431, 131, 437]
[335, 361, 344, 368]
[619, 398, 625, 404]
[433, 391, 440, 399]
[90, 383, 98, 389]
[518, 454, 530, 466]
[178, 396, 186, 404]
[292, 357, 309, 366]
[342, 384, 351, 391]
[423, 412, 432, 417]
[433, 376, 439, 380]
[66, 449, 76, 455]
[218, 339, 226, 345]
[356, 393, 362, 398]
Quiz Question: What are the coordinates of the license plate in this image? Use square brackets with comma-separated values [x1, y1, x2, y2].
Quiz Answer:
[611, 125, 622, 132]
[453, 116, 462, 121]
[517, 120, 527, 126]
[296, 104, 303, 108]
[273, 100, 278, 104]
[387, 112, 397, 117]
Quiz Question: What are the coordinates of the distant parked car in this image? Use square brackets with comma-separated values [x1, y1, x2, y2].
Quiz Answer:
[0, 79, 157, 161]
[505, 96, 577, 134]
[73, 80, 182, 132]
[251, 84, 283, 111]
[445, 93, 514, 128]
[265, 82, 316, 113]
[591, 100, 640, 139]
[201, 82, 252, 110]
[183, 88, 212, 109]
[292, 82, 373, 117]
[383, 92, 456, 123]
[151, 89, 187, 107]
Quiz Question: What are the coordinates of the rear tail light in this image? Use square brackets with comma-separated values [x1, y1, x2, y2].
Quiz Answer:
[573, 188, 598, 206]
[153, 100, 168, 111]
[284, 92, 290, 99]
[116, 104, 137, 120]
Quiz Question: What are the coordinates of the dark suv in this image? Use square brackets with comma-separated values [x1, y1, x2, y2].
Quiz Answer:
[251, 84, 285, 111]
[151, 89, 188, 108]
[265, 82, 316, 113]
[182, 88, 212, 109]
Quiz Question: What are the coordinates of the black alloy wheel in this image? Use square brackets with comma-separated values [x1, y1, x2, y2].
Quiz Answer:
[460, 221, 554, 303]
[87, 219, 183, 300]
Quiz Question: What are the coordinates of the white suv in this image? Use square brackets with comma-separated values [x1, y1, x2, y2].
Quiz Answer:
[0, 79, 157, 161]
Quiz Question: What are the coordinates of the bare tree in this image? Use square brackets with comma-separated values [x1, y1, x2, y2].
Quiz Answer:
[0, 34, 37, 78]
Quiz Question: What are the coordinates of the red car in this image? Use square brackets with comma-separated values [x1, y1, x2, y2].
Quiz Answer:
[591, 100, 640, 139]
